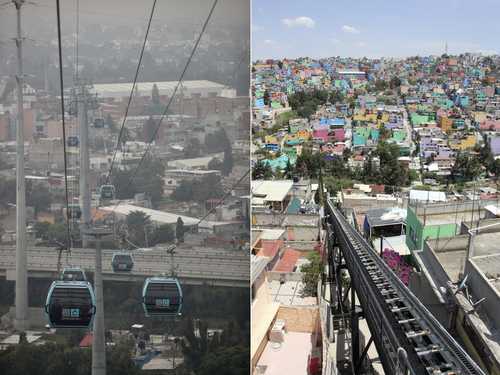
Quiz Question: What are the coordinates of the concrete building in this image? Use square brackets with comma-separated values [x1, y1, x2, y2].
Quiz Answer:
[252, 180, 294, 213]
[163, 169, 221, 195]
[405, 199, 500, 251]
[28, 138, 65, 171]
[413, 221, 500, 374]
[93, 80, 235, 100]
[251, 255, 280, 370]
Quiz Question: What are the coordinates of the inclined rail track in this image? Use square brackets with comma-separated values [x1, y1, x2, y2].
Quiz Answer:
[326, 201, 485, 375]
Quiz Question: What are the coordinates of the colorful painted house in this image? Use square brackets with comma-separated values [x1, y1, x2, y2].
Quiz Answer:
[312, 125, 329, 143]
[439, 117, 453, 133]
[405, 204, 457, 251]
[331, 128, 345, 142]
[448, 134, 475, 151]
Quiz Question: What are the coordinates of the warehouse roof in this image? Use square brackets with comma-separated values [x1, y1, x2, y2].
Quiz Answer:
[93, 80, 228, 98]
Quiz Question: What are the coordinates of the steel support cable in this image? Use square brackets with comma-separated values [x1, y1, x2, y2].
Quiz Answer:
[55, 0, 72, 254]
[197, 168, 249, 225]
[91, 0, 218, 222]
[68, 0, 79, 248]
[117, 0, 219, 179]
[104, 0, 157, 186]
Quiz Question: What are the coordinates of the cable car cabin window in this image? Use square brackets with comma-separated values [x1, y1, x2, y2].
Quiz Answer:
[67, 136, 79, 147]
[112, 254, 134, 271]
[46, 284, 94, 328]
[100, 185, 115, 200]
[143, 281, 182, 316]
[61, 270, 86, 282]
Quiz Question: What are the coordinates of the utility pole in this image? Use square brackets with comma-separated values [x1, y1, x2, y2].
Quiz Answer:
[78, 84, 91, 247]
[13, 0, 28, 332]
[84, 226, 112, 375]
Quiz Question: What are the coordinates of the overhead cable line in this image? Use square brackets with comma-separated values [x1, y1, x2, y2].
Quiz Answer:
[92, 0, 218, 221]
[104, 0, 157, 185]
[55, 0, 72, 253]
[197, 168, 250, 225]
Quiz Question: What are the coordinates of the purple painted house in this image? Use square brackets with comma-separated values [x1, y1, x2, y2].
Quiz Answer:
[490, 136, 500, 156]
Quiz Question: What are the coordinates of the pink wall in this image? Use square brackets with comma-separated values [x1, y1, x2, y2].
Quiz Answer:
[312, 128, 328, 142]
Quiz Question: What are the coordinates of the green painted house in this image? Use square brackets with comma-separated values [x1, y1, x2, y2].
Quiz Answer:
[405, 205, 458, 251]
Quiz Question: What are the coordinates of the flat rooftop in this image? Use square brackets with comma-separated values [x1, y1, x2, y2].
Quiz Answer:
[93, 80, 227, 98]
[420, 210, 483, 226]
[433, 231, 500, 281]
[256, 332, 313, 375]
[268, 280, 317, 306]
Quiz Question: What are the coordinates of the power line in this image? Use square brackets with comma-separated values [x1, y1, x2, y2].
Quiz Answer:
[55, 0, 72, 252]
[74, 0, 79, 83]
[93, 0, 218, 222]
[104, 0, 157, 185]
[197, 168, 249, 225]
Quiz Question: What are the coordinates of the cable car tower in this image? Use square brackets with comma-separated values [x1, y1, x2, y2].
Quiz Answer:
[69, 80, 98, 247]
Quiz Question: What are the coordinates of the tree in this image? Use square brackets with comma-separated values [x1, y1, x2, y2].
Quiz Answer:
[106, 114, 117, 133]
[374, 79, 388, 91]
[171, 174, 224, 203]
[171, 180, 194, 201]
[263, 89, 270, 106]
[112, 156, 164, 207]
[143, 116, 156, 143]
[180, 317, 248, 375]
[34, 221, 51, 239]
[126, 211, 152, 247]
[151, 224, 175, 245]
[375, 141, 407, 188]
[208, 157, 223, 171]
[184, 138, 203, 158]
[283, 159, 294, 179]
[287, 89, 329, 119]
[451, 152, 482, 182]
[222, 145, 233, 176]
[46, 223, 69, 246]
[152, 83, 160, 105]
[0, 178, 16, 209]
[176, 217, 185, 243]
[389, 76, 402, 89]
[197, 346, 249, 375]
[251, 160, 273, 180]
[205, 128, 230, 153]
[301, 251, 322, 297]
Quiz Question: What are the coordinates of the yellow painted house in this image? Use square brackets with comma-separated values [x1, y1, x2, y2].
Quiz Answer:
[440, 117, 453, 133]
[473, 111, 488, 123]
[353, 113, 378, 122]
[264, 135, 279, 144]
[449, 135, 476, 151]
[284, 129, 311, 143]
[353, 111, 389, 124]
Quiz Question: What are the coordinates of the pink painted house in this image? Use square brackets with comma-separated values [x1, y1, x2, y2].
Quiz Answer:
[313, 125, 329, 143]
[331, 128, 345, 142]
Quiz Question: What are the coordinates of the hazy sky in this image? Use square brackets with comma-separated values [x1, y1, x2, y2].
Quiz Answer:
[0, 0, 249, 41]
[252, 0, 500, 59]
